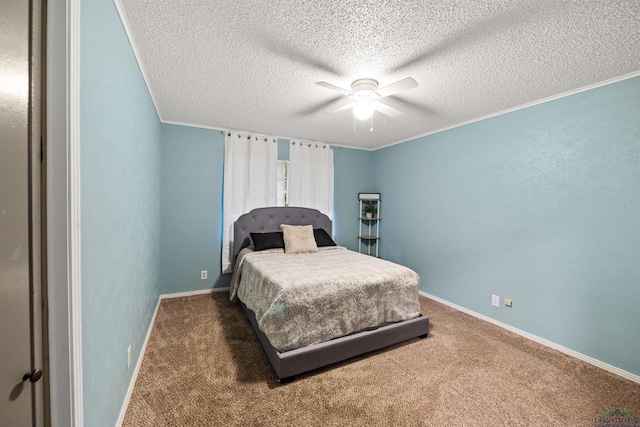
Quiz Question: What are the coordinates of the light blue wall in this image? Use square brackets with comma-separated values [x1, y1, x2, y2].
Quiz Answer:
[333, 148, 373, 250]
[372, 76, 640, 375]
[160, 124, 227, 293]
[159, 127, 372, 292]
[81, 0, 161, 425]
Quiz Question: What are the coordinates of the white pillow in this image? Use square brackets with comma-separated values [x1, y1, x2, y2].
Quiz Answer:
[280, 224, 319, 254]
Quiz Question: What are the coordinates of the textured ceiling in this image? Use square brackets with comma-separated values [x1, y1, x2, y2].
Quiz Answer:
[116, 0, 640, 150]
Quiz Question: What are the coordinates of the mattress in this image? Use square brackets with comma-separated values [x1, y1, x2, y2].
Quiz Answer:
[231, 246, 421, 352]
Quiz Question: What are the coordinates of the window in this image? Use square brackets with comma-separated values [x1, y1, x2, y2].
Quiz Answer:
[276, 160, 289, 207]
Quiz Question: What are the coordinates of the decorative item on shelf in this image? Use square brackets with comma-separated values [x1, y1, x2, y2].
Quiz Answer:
[363, 203, 377, 219]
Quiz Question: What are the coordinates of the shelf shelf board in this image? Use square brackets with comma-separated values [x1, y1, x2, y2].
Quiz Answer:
[359, 217, 380, 220]
[359, 236, 380, 240]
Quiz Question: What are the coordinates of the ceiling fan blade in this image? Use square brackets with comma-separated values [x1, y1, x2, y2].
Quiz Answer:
[328, 101, 358, 114]
[316, 81, 353, 96]
[371, 102, 403, 118]
[375, 77, 418, 99]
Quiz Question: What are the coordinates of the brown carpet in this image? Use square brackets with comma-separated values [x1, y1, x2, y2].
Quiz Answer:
[123, 293, 640, 426]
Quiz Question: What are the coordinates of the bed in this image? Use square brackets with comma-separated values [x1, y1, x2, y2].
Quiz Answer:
[230, 206, 429, 382]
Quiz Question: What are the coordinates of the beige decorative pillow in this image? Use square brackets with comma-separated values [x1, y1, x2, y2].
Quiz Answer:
[280, 224, 319, 254]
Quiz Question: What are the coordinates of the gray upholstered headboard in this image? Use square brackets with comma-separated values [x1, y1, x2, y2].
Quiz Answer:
[233, 207, 332, 256]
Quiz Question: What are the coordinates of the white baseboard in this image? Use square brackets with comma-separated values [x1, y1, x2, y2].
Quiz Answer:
[116, 296, 161, 427]
[159, 286, 230, 300]
[116, 287, 230, 426]
[419, 291, 640, 384]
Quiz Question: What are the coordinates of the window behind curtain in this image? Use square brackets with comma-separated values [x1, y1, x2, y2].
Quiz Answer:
[276, 160, 288, 207]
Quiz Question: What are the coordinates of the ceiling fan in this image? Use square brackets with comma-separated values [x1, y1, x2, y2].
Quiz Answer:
[316, 77, 418, 120]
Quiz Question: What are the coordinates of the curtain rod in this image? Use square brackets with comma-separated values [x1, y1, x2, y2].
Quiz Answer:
[219, 130, 339, 149]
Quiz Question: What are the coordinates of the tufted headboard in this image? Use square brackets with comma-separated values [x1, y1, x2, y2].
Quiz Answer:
[233, 207, 332, 256]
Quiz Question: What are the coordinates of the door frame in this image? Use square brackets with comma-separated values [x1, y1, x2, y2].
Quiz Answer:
[46, 0, 83, 425]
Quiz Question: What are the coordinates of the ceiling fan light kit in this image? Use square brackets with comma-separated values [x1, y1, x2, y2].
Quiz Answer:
[316, 77, 418, 123]
[353, 100, 375, 120]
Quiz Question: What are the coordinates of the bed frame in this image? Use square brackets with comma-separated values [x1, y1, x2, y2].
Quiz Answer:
[233, 206, 429, 383]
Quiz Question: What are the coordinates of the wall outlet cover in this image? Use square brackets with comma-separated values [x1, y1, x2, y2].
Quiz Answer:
[492, 294, 500, 307]
[127, 345, 131, 369]
[201, 270, 207, 280]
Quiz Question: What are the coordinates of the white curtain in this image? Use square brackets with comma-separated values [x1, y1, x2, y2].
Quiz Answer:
[222, 131, 278, 273]
[288, 141, 334, 219]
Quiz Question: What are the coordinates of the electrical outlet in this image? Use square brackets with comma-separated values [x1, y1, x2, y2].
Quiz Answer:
[492, 294, 500, 307]
[127, 345, 131, 370]
[201, 270, 207, 280]
[504, 299, 513, 307]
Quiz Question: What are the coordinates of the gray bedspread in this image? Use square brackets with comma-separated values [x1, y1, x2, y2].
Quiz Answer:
[230, 246, 421, 352]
